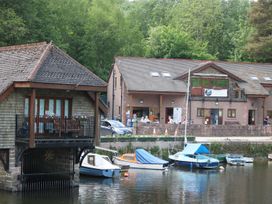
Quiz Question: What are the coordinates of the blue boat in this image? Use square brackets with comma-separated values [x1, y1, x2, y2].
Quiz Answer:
[169, 144, 219, 169]
[113, 148, 168, 170]
[80, 153, 121, 178]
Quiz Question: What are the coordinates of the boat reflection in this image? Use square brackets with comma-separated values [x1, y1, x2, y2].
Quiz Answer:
[169, 167, 224, 203]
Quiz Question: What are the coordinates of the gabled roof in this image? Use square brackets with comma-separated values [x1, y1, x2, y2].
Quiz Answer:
[115, 57, 272, 96]
[115, 57, 187, 94]
[174, 61, 245, 82]
[0, 42, 106, 98]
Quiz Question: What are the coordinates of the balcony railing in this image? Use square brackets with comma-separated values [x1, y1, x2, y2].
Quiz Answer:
[16, 114, 95, 147]
[191, 88, 247, 102]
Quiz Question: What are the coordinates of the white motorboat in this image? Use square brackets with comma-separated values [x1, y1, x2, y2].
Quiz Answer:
[226, 154, 254, 165]
[80, 152, 121, 178]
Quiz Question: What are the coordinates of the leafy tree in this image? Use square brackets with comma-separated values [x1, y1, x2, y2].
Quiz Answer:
[145, 25, 214, 59]
[221, 0, 252, 61]
[246, 0, 272, 62]
[0, 7, 26, 46]
[79, 0, 144, 80]
[170, 0, 251, 61]
[124, 0, 177, 37]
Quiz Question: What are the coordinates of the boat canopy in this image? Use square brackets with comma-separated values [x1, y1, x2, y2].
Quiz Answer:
[136, 149, 168, 164]
[181, 144, 210, 155]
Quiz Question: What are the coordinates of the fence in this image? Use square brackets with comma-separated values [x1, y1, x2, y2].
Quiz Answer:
[136, 123, 272, 136]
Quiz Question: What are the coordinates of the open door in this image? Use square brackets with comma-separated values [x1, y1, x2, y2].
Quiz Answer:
[248, 110, 255, 125]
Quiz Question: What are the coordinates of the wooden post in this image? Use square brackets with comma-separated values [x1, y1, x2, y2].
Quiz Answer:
[95, 92, 100, 146]
[29, 89, 36, 148]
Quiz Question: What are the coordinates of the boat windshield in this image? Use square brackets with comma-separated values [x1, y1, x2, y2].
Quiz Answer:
[102, 156, 112, 163]
[122, 155, 135, 161]
[196, 155, 209, 159]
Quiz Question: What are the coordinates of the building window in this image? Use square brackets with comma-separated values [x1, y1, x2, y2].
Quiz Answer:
[114, 77, 117, 90]
[197, 108, 204, 117]
[150, 72, 160, 77]
[267, 110, 272, 118]
[227, 109, 236, 118]
[120, 76, 122, 88]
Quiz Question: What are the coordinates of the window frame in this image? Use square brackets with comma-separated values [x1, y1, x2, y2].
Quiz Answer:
[227, 109, 236, 118]
[197, 108, 205, 117]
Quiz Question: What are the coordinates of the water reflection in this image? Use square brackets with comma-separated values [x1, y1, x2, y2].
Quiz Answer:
[1, 162, 272, 203]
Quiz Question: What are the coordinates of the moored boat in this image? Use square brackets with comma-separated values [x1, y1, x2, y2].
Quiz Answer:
[169, 143, 220, 169]
[225, 154, 254, 165]
[243, 156, 254, 163]
[80, 152, 121, 178]
[226, 154, 245, 166]
[206, 154, 227, 163]
[113, 148, 168, 170]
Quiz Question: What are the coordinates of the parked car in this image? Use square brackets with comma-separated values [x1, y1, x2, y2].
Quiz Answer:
[100, 120, 133, 136]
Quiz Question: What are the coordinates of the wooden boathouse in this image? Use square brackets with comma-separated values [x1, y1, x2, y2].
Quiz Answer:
[0, 42, 107, 191]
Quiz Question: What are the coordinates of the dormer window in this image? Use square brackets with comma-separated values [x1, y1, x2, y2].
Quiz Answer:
[250, 76, 258, 80]
[150, 72, 160, 77]
[161, 72, 171, 78]
[264, 77, 272, 81]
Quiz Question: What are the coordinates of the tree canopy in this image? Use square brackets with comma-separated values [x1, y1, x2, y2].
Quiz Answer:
[246, 0, 272, 62]
[0, 0, 270, 80]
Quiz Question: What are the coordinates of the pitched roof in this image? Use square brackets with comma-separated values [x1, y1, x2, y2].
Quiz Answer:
[33, 46, 106, 87]
[115, 57, 272, 96]
[116, 57, 187, 93]
[0, 42, 106, 96]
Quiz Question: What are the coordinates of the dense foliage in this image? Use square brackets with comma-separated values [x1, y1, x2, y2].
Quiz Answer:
[0, 0, 270, 80]
[246, 0, 272, 62]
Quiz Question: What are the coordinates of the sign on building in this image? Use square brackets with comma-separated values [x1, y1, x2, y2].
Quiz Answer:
[204, 89, 228, 97]
[173, 107, 182, 124]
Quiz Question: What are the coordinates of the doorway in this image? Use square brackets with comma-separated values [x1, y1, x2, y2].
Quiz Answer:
[248, 110, 255, 125]
[210, 109, 223, 125]
[165, 108, 173, 123]
[211, 109, 219, 125]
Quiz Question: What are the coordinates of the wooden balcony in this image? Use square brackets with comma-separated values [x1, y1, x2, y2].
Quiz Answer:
[15, 114, 95, 148]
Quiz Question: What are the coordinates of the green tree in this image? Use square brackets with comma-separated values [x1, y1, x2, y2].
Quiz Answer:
[124, 0, 177, 37]
[145, 25, 214, 59]
[170, 0, 251, 61]
[80, 0, 144, 80]
[0, 7, 26, 46]
[246, 0, 272, 62]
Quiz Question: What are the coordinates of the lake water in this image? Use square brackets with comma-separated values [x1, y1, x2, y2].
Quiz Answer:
[1, 161, 272, 204]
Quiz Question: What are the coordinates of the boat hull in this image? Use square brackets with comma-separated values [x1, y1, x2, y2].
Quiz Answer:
[113, 157, 167, 170]
[225, 154, 253, 165]
[80, 166, 120, 178]
[172, 160, 219, 169]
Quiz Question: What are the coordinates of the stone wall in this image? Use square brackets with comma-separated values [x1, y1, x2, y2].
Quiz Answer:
[135, 123, 272, 136]
[0, 149, 21, 191]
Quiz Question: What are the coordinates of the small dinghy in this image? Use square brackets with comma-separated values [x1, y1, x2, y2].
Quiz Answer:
[80, 152, 121, 178]
[226, 154, 254, 166]
[113, 148, 168, 170]
[226, 154, 245, 166]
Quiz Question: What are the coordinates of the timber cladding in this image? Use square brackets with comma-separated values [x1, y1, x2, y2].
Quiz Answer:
[0, 91, 25, 149]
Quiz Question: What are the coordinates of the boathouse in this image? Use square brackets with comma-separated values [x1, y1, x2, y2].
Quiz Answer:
[0, 42, 107, 191]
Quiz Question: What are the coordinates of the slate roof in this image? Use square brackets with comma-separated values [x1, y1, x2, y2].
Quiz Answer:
[0, 42, 106, 96]
[115, 57, 272, 96]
